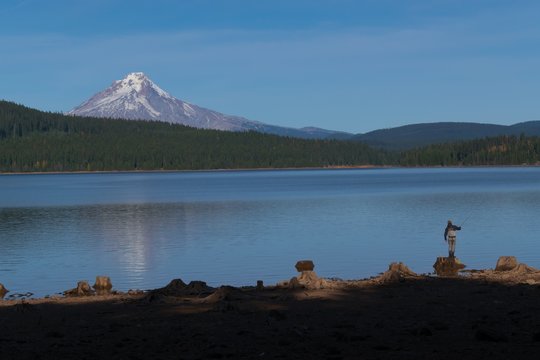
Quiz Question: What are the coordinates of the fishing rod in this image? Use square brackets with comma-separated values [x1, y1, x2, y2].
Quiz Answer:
[458, 195, 488, 227]
[459, 213, 473, 227]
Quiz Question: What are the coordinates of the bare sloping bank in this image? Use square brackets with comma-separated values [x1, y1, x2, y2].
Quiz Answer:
[2, 258, 540, 359]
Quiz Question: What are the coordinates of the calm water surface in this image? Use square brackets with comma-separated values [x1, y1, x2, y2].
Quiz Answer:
[1, 168, 540, 297]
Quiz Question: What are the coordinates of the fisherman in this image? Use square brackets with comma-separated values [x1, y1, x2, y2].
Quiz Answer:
[444, 220, 461, 258]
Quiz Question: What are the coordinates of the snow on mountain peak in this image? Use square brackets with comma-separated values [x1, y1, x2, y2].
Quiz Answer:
[69, 72, 342, 138]
[118, 72, 147, 90]
[128, 71, 145, 77]
[70, 71, 231, 126]
[114, 72, 172, 99]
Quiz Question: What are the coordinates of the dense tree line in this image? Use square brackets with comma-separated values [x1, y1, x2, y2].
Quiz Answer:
[399, 134, 540, 166]
[1, 100, 540, 172]
[0, 101, 391, 172]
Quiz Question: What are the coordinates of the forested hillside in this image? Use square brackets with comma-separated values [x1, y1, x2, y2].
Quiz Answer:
[1, 100, 540, 172]
[400, 135, 540, 166]
[0, 101, 389, 172]
[353, 121, 540, 150]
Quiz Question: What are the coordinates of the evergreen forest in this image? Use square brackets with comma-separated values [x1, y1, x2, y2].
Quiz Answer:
[1, 100, 539, 172]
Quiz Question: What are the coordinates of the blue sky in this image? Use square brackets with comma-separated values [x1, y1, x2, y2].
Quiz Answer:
[1, 0, 539, 133]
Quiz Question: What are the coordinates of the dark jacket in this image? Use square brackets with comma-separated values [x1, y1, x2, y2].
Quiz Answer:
[444, 224, 461, 240]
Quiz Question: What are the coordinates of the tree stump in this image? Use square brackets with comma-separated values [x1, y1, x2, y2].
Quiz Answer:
[152, 279, 187, 296]
[64, 281, 94, 297]
[289, 271, 326, 289]
[0, 283, 8, 299]
[495, 256, 518, 271]
[377, 262, 418, 283]
[182, 281, 213, 295]
[433, 257, 466, 277]
[295, 260, 315, 272]
[93, 276, 113, 295]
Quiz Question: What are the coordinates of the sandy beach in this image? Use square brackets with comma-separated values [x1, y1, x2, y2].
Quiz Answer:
[2, 260, 540, 359]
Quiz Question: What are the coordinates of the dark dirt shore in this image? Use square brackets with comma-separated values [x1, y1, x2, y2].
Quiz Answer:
[2, 273, 540, 360]
[0, 165, 380, 176]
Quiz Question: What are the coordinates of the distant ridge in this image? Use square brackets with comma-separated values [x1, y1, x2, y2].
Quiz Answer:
[69, 72, 349, 139]
[352, 121, 540, 149]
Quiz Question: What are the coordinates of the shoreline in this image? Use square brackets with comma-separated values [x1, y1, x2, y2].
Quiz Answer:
[2, 260, 540, 359]
[1, 163, 539, 176]
[1, 257, 538, 304]
[0, 165, 381, 176]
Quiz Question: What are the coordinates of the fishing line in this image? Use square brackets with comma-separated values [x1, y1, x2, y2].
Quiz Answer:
[460, 213, 473, 227]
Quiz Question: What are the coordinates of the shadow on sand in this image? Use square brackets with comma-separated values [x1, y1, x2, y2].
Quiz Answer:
[2, 276, 540, 359]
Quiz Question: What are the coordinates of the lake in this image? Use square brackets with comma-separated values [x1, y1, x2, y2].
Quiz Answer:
[1, 167, 540, 297]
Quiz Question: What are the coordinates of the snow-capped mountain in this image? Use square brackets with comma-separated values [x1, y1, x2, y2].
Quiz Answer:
[69, 72, 350, 139]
